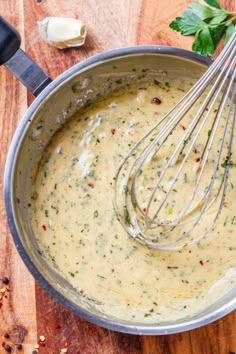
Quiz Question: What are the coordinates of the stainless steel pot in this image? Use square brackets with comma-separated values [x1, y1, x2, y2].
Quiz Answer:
[1, 16, 236, 335]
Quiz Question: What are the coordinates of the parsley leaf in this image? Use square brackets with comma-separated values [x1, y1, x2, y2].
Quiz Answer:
[169, 0, 236, 56]
[188, 2, 223, 20]
[224, 21, 235, 44]
[169, 10, 206, 35]
[204, 0, 222, 9]
[193, 28, 215, 55]
[209, 24, 226, 48]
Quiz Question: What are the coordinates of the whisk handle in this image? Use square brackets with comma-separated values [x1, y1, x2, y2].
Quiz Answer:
[0, 16, 21, 65]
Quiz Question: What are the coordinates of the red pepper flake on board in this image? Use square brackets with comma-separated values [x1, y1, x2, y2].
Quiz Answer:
[199, 260, 204, 266]
[151, 97, 162, 105]
[111, 128, 116, 135]
[87, 182, 94, 188]
[180, 124, 186, 131]
[195, 157, 201, 163]
[213, 108, 218, 113]
[42, 224, 47, 231]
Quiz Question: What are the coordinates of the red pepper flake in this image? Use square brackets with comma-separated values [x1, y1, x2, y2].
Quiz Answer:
[87, 182, 94, 188]
[166, 89, 170, 92]
[199, 260, 204, 266]
[213, 108, 218, 113]
[195, 157, 201, 163]
[180, 124, 186, 131]
[111, 128, 116, 135]
[147, 187, 153, 191]
[143, 208, 147, 212]
[42, 224, 47, 231]
[151, 97, 162, 105]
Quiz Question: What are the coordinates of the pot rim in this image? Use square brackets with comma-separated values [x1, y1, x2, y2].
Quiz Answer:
[5, 45, 235, 335]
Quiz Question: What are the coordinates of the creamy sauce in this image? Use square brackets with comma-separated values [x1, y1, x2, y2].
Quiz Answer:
[32, 76, 236, 323]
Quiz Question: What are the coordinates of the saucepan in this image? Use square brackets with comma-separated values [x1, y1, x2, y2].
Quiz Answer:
[1, 16, 236, 334]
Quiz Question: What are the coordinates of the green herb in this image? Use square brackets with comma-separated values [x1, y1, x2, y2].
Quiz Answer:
[169, 0, 236, 56]
[221, 155, 236, 168]
[97, 274, 106, 279]
[51, 205, 59, 214]
[153, 79, 162, 87]
[184, 172, 188, 183]
[123, 185, 129, 195]
[124, 206, 132, 225]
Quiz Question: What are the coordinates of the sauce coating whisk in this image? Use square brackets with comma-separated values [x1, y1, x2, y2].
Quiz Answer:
[114, 31, 236, 251]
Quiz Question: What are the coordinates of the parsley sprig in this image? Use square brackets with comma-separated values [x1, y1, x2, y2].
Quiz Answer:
[169, 0, 236, 56]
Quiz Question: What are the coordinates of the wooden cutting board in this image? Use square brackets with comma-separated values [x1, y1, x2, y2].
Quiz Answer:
[0, 0, 235, 353]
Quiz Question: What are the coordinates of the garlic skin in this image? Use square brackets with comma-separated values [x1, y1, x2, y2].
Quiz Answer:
[37, 17, 87, 49]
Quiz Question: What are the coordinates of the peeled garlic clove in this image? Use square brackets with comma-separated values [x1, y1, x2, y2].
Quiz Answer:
[37, 17, 87, 49]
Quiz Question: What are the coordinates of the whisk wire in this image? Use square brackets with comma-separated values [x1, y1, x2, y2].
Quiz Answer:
[144, 39, 236, 228]
[114, 30, 236, 250]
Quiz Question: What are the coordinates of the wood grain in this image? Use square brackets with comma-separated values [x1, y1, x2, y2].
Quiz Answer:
[0, 0, 235, 353]
[0, 1, 37, 353]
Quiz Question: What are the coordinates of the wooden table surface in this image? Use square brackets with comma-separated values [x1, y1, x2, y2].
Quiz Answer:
[0, 0, 236, 353]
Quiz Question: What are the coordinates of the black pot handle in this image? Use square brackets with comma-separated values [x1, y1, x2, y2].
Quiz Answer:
[0, 16, 52, 96]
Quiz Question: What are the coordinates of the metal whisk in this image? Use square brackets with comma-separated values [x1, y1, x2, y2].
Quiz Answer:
[114, 30, 236, 251]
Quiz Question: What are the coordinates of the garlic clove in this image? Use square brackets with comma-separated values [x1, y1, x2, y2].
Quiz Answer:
[37, 17, 87, 49]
